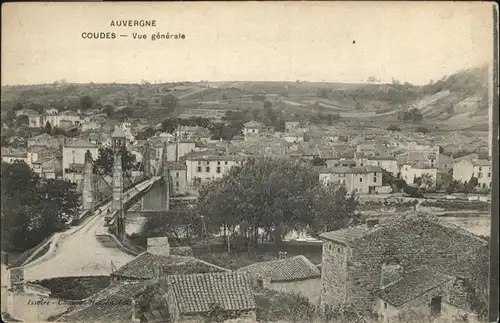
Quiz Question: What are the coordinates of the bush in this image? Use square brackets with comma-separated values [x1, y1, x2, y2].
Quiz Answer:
[387, 125, 401, 132]
[34, 276, 111, 300]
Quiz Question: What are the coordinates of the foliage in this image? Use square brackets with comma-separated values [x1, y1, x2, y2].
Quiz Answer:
[160, 94, 179, 114]
[403, 184, 424, 198]
[161, 116, 212, 134]
[44, 121, 52, 134]
[204, 303, 241, 323]
[387, 124, 401, 132]
[135, 127, 156, 140]
[382, 169, 395, 186]
[1, 161, 81, 252]
[414, 126, 430, 134]
[309, 112, 341, 126]
[94, 146, 137, 176]
[79, 95, 94, 110]
[399, 108, 423, 122]
[135, 283, 168, 316]
[255, 290, 316, 323]
[16, 115, 29, 127]
[196, 158, 359, 248]
[140, 209, 200, 245]
[312, 156, 327, 166]
[34, 276, 110, 300]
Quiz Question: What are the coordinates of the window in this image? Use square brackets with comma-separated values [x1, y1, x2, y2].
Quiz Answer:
[482, 183, 486, 189]
[359, 177, 363, 182]
[488, 172, 491, 177]
[205, 161, 210, 165]
[373, 177, 377, 182]
[176, 181, 179, 187]
[216, 167, 221, 173]
[337, 248, 341, 253]
[225, 161, 228, 165]
[257, 279, 263, 288]
[328, 244, 332, 251]
[430, 296, 442, 316]
[384, 303, 388, 309]
[197, 161, 201, 165]
[196, 166, 201, 172]
[175, 172, 179, 178]
[206, 167, 210, 172]
[360, 163, 364, 166]
[478, 172, 483, 178]
[479, 167, 482, 171]
[217, 161, 221, 165]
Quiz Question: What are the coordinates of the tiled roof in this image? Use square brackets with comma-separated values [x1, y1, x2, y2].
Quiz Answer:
[238, 255, 320, 282]
[318, 166, 382, 174]
[111, 252, 229, 280]
[165, 161, 187, 170]
[167, 272, 257, 315]
[64, 139, 98, 148]
[243, 121, 264, 128]
[374, 269, 454, 307]
[319, 225, 370, 245]
[454, 153, 479, 163]
[59, 281, 145, 322]
[472, 159, 491, 167]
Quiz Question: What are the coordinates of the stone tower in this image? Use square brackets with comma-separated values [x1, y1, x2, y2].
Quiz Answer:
[161, 141, 170, 211]
[82, 150, 94, 211]
[111, 126, 126, 239]
[143, 140, 151, 178]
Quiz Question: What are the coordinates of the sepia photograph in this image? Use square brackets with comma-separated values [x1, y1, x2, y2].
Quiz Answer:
[1, 2, 498, 323]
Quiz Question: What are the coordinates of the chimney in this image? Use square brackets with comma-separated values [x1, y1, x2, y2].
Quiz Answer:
[147, 237, 170, 256]
[366, 218, 380, 228]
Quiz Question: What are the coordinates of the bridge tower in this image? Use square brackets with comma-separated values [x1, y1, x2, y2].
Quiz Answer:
[82, 150, 94, 211]
[111, 126, 126, 240]
[161, 141, 170, 211]
[143, 140, 151, 178]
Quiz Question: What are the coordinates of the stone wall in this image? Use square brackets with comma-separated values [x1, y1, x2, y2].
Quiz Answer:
[345, 217, 486, 310]
[269, 278, 321, 306]
[320, 240, 348, 309]
[320, 216, 487, 312]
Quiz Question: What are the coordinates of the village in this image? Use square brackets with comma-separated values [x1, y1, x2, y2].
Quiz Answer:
[0, 67, 493, 323]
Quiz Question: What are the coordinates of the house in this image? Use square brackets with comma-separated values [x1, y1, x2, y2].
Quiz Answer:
[283, 131, 305, 143]
[16, 108, 39, 118]
[373, 269, 476, 323]
[31, 157, 61, 179]
[319, 214, 487, 314]
[178, 126, 211, 140]
[285, 121, 300, 132]
[399, 163, 438, 187]
[27, 133, 60, 149]
[164, 272, 257, 323]
[62, 139, 99, 183]
[453, 155, 492, 190]
[238, 255, 321, 306]
[318, 166, 383, 194]
[166, 162, 188, 196]
[1, 148, 29, 164]
[184, 150, 248, 186]
[110, 237, 229, 282]
[365, 156, 398, 175]
[242, 121, 265, 137]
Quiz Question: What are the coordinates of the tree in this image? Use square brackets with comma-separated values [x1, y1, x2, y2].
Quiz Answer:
[196, 158, 359, 249]
[311, 156, 326, 166]
[79, 95, 94, 110]
[160, 94, 179, 114]
[366, 76, 380, 84]
[1, 161, 80, 252]
[318, 89, 329, 99]
[387, 125, 401, 132]
[221, 94, 228, 101]
[44, 121, 52, 134]
[382, 170, 395, 186]
[12, 102, 24, 111]
[140, 209, 200, 245]
[264, 100, 272, 110]
[415, 126, 430, 134]
[16, 115, 29, 127]
[464, 176, 478, 193]
[399, 108, 423, 123]
[94, 147, 136, 176]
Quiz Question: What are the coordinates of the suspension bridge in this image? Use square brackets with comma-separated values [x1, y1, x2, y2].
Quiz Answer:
[10, 128, 191, 281]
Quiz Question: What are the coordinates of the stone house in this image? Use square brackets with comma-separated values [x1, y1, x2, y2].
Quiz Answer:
[373, 269, 476, 322]
[318, 166, 383, 194]
[399, 162, 439, 187]
[62, 139, 99, 183]
[184, 150, 248, 186]
[453, 156, 492, 190]
[242, 121, 265, 137]
[319, 214, 488, 315]
[110, 237, 230, 282]
[238, 255, 321, 306]
[164, 272, 257, 323]
[166, 161, 188, 196]
[27, 133, 60, 149]
[285, 121, 300, 132]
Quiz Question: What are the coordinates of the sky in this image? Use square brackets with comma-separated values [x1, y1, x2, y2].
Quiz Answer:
[1, 2, 495, 86]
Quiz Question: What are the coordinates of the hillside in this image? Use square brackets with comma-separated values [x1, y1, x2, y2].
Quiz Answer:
[1, 65, 490, 133]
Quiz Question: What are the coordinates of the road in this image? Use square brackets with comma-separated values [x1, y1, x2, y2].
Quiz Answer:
[22, 177, 160, 281]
